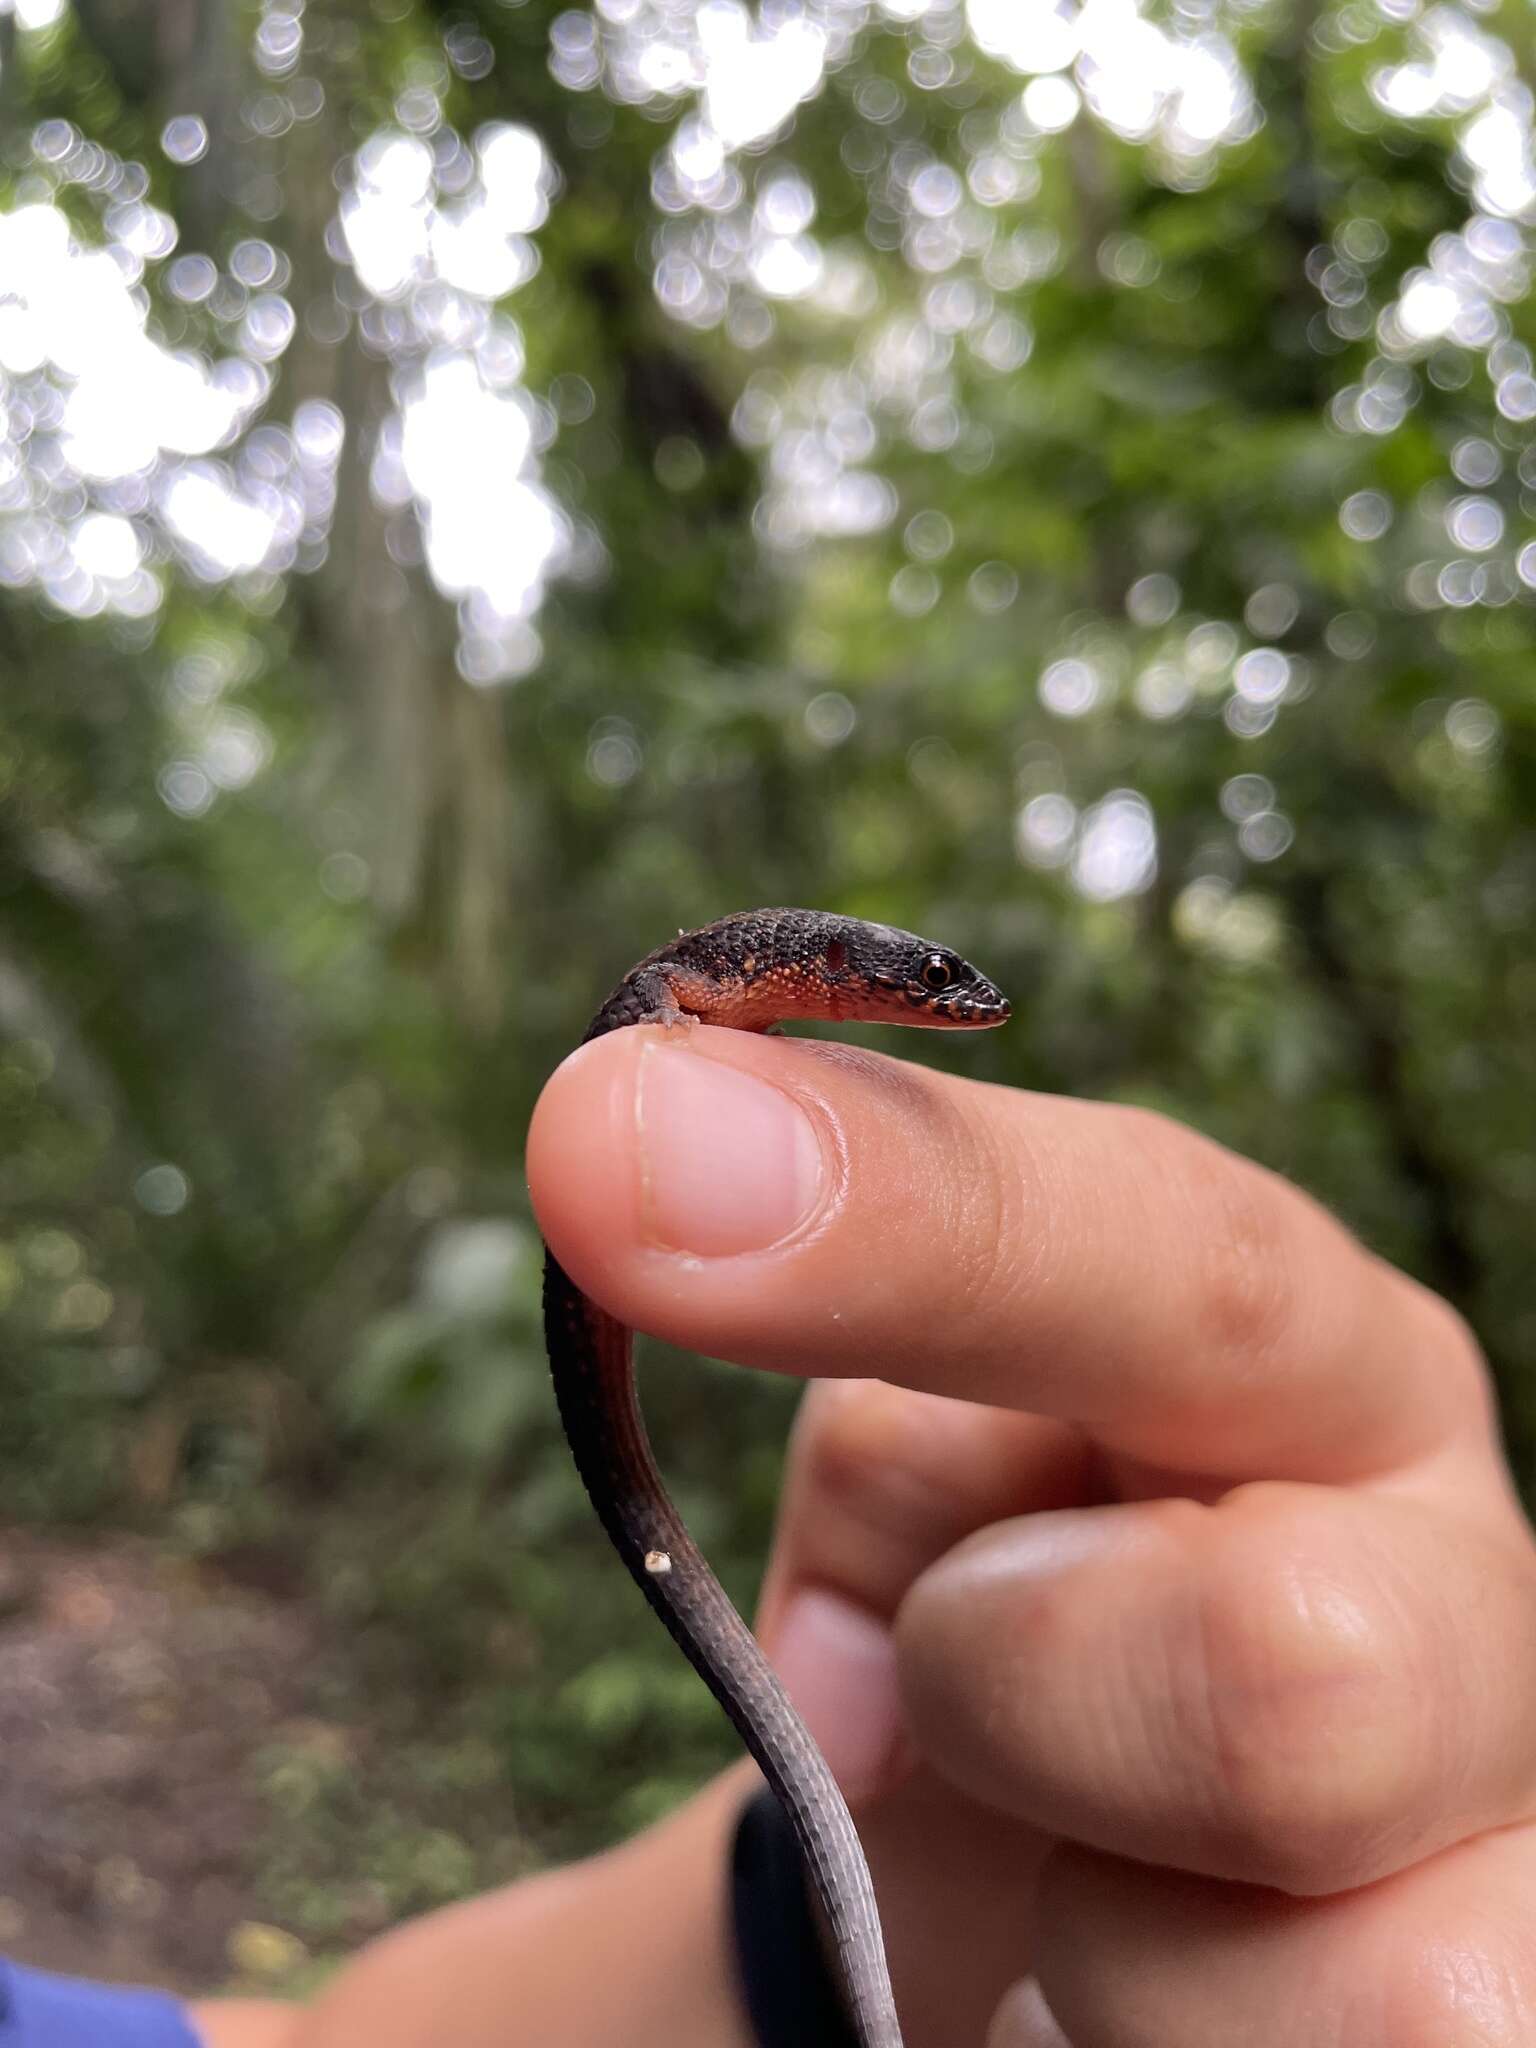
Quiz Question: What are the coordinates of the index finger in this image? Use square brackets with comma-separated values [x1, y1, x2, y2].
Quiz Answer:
[527, 1023, 1495, 1487]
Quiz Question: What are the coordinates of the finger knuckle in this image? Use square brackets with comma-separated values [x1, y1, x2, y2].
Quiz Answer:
[796, 1378, 966, 1551]
[790, 1381, 961, 1615]
[1194, 1500, 1426, 1893]
[798, 1379, 922, 1518]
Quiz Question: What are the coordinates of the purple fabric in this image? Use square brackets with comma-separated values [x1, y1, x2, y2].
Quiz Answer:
[0, 1960, 201, 2048]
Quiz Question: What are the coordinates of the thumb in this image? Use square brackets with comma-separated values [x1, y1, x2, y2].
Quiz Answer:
[757, 1380, 1089, 1804]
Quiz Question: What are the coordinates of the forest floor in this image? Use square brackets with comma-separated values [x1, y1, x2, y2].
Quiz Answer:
[0, 1510, 551, 2004]
[0, 1446, 734, 2000]
[0, 1525, 337, 1994]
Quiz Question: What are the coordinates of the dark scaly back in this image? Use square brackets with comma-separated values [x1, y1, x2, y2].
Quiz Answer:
[584, 907, 1009, 1040]
[546, 909, 1007, 2048]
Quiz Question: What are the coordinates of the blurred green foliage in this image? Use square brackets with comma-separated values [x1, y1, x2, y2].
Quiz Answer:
[1, 0, 1534, 1895]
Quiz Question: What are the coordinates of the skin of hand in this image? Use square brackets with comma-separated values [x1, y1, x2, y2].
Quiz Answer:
[525, 1020, 1536, 2048]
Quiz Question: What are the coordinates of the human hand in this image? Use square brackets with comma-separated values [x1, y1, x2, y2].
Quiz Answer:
[529, 1022, 1536, 2047]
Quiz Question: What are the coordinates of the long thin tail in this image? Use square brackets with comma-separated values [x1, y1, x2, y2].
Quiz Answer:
[544, 1252, 903, 2048]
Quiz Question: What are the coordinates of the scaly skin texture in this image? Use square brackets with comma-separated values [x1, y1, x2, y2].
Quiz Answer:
[543, 910, 1009, 2048]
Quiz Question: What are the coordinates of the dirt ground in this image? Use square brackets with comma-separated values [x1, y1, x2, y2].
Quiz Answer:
[0, 1526, 333, 1994]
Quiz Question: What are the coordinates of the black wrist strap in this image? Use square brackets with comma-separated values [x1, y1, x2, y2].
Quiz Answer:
[729, 1786, 861, 2048]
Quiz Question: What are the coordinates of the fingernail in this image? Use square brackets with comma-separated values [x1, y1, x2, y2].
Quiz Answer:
[770, 1588, 904, 1804]
[636, 1042, 828, 1256]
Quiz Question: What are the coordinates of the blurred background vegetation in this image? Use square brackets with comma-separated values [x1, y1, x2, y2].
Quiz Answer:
[1, 0, 1533, 1992]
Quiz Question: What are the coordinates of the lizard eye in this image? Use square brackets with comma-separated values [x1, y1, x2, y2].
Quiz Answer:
[920, 954, 954, 991]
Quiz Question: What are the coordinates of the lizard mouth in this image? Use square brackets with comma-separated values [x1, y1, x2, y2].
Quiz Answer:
[928, 990, 1011, 1026]
[878, 980, 1011, 1026]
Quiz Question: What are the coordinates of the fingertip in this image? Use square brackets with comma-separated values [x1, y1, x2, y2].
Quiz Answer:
[526, 1026, 851, 1343]
[527, 1030, 641, 1275]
